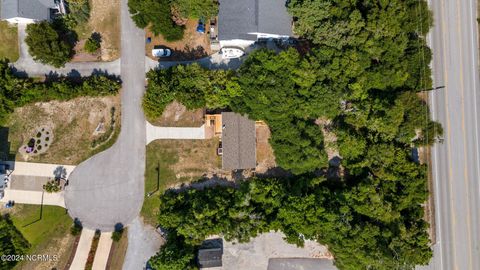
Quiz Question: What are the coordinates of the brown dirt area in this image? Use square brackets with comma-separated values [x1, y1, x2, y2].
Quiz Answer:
[149, 101, 204, 127]
[106, 229, 128, 270]
[72, 0, 121, 62]
[7, 93, 121, 165]
[146, 19, 212, 61]
[255, 123, 276, 173]
[169, 139, 222, 180]
[15, 233, 76, 270]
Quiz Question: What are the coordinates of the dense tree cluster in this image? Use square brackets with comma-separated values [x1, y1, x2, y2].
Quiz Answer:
[153, 174, 431, 270]
[128, 0, 218, 40]
[0, 59, 120, 124]
[65, 0, 90, 27]
[0, 215, 30, 269]
[146, 0, 442, 269]
[128, 0, 185, 41]
[25, 21, 75, 68]
[171, 0, 218, 19]
[143, 63, 240, 120]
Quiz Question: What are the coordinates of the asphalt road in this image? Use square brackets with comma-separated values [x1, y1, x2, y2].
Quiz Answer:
[64, 0, 146, 231]
[421, 0, 480, 269]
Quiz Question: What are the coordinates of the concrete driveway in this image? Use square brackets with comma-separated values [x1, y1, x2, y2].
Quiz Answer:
[64, 0, 146, 231]
[146, 122, 206, 144]
[14, 23, 120, 77]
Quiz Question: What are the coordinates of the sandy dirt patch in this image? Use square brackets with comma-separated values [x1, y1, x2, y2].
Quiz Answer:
[72, 0, 121, 61]
[7, 94, 121, 165]
[150, 101, 204, 127]
[146, 19, 212, 61]
[255, 123, 276, 173]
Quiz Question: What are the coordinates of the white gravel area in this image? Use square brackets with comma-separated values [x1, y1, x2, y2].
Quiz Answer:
[122, 217, 163, 270]
[212, 231, 333, 270]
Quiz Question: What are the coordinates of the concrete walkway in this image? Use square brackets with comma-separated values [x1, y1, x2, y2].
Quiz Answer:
[0, 190, 65, 207]
[92, 232, 113, 270]
[7, 161, 76, 178]
[146, 121, 206, 144]
[0, 161, 76, 207]
[70, 228, 96, 270]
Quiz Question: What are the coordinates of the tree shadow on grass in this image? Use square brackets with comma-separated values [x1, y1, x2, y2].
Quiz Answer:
[22, 192, 44, 227]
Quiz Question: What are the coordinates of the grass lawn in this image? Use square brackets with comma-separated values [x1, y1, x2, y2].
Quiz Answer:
[0, 21, 19, 61]
[142, 139, 221, 226]
[10, 204, 75, 270]
[107, 228, 128, 270]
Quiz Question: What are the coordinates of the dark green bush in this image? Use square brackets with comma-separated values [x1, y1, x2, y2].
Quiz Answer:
[70, 221, 83, 236]
[128, 0, 184, 41]
[84, 36, 100, 53]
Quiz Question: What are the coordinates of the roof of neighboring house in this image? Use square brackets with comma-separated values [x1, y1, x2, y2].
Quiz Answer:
[221, 112, 256, 170]
[1, 0, 56, 21]
[197, 248, 223, 268]
[218, 0, 293, 41]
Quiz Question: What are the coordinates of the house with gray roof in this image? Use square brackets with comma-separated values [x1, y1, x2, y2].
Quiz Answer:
[221, 112, 256, 170]
[218, 0, 293, 48]
[0, 0, 63, 24]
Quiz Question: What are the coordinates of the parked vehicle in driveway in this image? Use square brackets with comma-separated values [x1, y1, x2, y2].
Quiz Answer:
[220, 47, 245, 59]
[196, 17, 206, 33]
[152, 48, 172, 58]
[155, 225, 168, 238]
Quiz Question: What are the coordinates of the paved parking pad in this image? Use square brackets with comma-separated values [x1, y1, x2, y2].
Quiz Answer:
[268, 258, 337, 270]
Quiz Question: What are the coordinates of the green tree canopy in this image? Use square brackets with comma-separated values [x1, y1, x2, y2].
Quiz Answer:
[171, 0, 218, 19]
[0, 215, 30, 270]
[25, 21, 74, 68]
[128, 0, 184, 41]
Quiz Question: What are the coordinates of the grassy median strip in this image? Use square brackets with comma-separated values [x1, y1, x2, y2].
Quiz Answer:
[0, 21, 19, 62]
[106, 228, 128, 270]
[85, 230, 101, 270]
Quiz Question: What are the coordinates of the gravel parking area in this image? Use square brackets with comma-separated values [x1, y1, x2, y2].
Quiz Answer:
[268, 258, 337, 270]
[219, 231, 333, 270]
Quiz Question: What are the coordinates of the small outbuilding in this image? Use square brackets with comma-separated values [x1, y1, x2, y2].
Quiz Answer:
[221, 112, 256, 170]
[197, 247, 223, 268]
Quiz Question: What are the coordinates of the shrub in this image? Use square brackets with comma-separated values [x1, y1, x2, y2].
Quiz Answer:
[111, 228, 124, 242]
[43, 180, 60, 193]
[84, 36, 100, 53]
[70, 221, 83, 236]
[66, 0, 90, 25]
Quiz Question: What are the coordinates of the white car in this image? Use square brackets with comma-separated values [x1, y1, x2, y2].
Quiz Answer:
[220, 47, 245, 59]
[152, 48, 172, 58]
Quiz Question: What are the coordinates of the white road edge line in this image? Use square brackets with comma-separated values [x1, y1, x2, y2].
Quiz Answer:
[426, 0, 444, 269]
